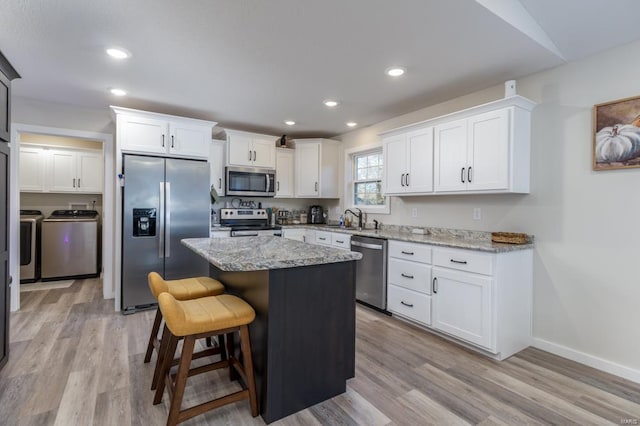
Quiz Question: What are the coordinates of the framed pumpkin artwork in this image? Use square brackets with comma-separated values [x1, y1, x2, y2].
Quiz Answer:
[593, 95, 640, 170]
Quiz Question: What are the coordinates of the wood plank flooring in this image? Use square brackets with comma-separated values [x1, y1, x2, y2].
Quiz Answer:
[1, 278, 639, 425]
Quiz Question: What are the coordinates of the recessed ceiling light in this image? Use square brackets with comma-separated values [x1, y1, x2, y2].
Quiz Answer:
[323, 100, 339, 108]
[284, 120, 295, 126]
[110, 88, 127, 96]
[346, 122, 358, 127]
[386, 67, 406, 77]
[106, 47, 131, 60]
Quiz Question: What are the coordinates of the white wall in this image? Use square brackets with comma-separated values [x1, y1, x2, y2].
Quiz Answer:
[339, 40, 640, 378]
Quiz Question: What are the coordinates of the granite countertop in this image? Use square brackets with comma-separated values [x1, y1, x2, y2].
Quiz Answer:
[182, 236, 362, 272]
[282, 224, 534, 253]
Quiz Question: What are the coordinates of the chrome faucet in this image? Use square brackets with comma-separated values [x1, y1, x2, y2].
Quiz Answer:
[344, 208, 363, 230]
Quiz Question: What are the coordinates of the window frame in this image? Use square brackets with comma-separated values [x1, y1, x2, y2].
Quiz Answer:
[344, 143, 390, 214]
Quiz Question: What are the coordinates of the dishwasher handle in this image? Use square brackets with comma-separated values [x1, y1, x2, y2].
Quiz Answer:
[351, 240, 384, 250]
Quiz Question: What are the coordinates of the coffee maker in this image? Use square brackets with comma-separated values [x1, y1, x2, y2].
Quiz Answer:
[308, 205, 325, 224]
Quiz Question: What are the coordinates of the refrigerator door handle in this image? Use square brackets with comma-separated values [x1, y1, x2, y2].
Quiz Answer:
[165, 182, 171, 258]
[159, 182, 165, 258]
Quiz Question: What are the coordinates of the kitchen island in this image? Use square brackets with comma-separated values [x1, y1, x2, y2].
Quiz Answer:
[182, 236, 362, 423]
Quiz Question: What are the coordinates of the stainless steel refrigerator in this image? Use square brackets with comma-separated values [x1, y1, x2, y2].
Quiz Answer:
[121, 155, 210, 312]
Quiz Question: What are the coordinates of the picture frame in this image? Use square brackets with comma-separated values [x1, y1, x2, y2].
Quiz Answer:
[593, 95, 640, 170]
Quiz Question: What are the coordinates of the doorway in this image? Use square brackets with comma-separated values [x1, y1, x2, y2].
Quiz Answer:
[9, 124, 114, 312]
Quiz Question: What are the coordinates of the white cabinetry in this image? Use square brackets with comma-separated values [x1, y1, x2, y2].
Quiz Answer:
[293, 138, 340, 198]
[209, 140, 226, 196]
[387, 241, 433, 326]
[381, 96, 535, 196]
[282, 228, 306, 242]
[20, 145, 103, 194]
[226, 129, 276, 168]
[111, 106, 215, 160]
[434, 109, 511, 192]
[388, 240, 533, 360]
[19, 146, 46, 191]
[431, 246, 532, 359]
[383, 127, 434, 195]
[275, 148, 294, 198]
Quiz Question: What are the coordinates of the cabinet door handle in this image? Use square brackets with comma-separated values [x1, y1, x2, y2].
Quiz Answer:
[162, 134, 165, 147]
[277, 181, 280, 191]
[253, 150, 257, 161]
[401, 251, 414, 255]
[315, 182, 318, 192]
[77, 178, 80, 188]
[467, 166, 472, 183]
[433, 277, 438, 294]
[461, 167, 465, 183]
[450, 259, 468, 264]
[401, 273, 414, 279]
[73, 178, 76, 188]
[400, 301, 414, 308]
[248, 150, 252, 161]
[171, 135, 175, 148]
[218, 178, 222, 189]
[406, 173, 410, 186]
[400, 173, 405, 187]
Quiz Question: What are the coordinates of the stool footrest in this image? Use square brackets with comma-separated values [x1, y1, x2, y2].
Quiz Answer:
[178, 390, 250, 424]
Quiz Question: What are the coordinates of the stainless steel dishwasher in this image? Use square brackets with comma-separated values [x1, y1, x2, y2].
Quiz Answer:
[350, 235, 388, 311]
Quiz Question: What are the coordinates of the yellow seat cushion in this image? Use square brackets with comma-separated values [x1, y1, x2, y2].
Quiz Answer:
[148, 272, 224, 300]
[158, 293, 256, 337]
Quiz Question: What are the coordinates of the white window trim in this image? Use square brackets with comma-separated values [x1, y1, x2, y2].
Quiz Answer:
[344, 143, 390, 214]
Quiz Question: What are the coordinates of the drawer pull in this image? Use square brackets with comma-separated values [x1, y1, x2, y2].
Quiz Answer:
[400, 273, 414, 279]
[400, 301, 414, 308]
[318, 237, 327, 241]
[450, 259, 468, 264]
[335, 240, 344, 244]
[401, 251, 414, 255]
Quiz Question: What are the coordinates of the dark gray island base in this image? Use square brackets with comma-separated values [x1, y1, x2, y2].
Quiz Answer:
[182, 237, 361, 423]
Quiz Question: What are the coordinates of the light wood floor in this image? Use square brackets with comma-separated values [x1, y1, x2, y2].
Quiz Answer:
[2, 278, 639, 425]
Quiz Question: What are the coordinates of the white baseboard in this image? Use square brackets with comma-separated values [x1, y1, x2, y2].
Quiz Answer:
[532, 337, 640, 384]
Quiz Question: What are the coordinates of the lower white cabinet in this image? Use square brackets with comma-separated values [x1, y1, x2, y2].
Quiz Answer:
[388, 240, 532, 360]
[282, 228, 305, 242]
[313, 231, 332, 246]
[210, 229, 230, 238]
[432, 267, 493, 349]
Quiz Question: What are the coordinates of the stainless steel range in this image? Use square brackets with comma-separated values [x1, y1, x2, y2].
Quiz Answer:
[220, 208, 282, 237]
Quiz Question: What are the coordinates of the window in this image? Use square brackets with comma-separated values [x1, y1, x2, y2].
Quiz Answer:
[354, 151, 384, 206]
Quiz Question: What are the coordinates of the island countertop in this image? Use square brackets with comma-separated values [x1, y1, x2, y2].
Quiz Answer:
[182, 236, 362, 272]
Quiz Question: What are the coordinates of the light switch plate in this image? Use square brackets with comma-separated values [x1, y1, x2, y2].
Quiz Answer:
[473, 207, 482, 221]
[411, 208, 418, 218]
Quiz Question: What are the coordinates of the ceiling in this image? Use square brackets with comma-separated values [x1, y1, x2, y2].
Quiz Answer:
[1, 0, 639, 138]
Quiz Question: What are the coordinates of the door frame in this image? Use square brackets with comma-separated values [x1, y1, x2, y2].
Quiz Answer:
[9, 123, 114, 312]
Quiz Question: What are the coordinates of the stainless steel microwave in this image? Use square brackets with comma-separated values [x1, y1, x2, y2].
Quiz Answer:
[226, 166, 276, 197]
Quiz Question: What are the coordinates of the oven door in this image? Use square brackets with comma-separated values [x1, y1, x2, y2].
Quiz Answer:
[226, 166, 276, 197]
[231, 229, 282, 237]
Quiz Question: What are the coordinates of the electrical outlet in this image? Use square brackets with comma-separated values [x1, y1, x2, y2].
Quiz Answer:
[473, 207, 482, 221]
[411, 208, 418, 218]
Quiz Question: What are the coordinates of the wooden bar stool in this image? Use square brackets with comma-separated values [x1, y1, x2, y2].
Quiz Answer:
[144, 272, 225, 389]
[153, 293, 258, 425]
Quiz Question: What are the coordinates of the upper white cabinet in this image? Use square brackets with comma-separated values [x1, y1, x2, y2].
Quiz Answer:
[383, 127, 434, 195]
[381, 96, 535, 196]
[434, 109, 511, 192]
[293, 138, 340, 198]
[20, 145, 103, 194]
[111, 106, 216, 160]
[275, 148, 294, 198]
[19, 146, 46, 191]
[226, 129, 276, 168]
[209, 139, 226, 196]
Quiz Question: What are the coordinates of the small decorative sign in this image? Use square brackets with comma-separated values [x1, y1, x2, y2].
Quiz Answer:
[593, 95, 640, 170]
